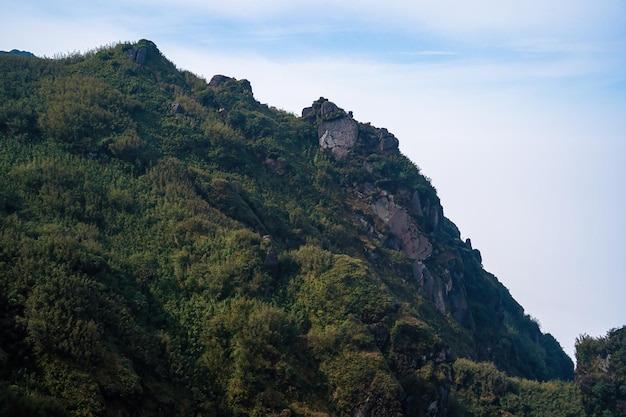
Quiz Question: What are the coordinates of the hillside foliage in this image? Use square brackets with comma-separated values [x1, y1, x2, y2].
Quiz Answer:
[0, 39, 598, 417]
[575, 326, 626, 417]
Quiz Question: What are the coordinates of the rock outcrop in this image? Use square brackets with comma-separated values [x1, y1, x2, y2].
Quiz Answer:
[377, 128, 399, 154]
[125, 46, 147, 65]
[171, 103, 184, 114]
[305, 97, 477, 334]
[351, 399, 404, 417]
[304, 98, 403, 161]
[371, 193, 432, 261]
[208, 75, 254, 95]
[208, 74, 233, 88]
[318, 117, 359, 160]
[363, 184, 473, 328]
[316, 114, 401, 161]
[319, 101, 345, 121]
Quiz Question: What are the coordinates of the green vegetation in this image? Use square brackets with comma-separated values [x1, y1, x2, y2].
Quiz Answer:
[575, 326, 626, 417]
[451, 359, 585, 417]
[0, 39, 612, 416]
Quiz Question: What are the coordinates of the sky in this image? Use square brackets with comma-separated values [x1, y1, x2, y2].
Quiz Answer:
[2, 0, 625, 361]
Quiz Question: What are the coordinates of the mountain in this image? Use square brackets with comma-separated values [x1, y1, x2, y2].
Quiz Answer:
[0, 39, 582, 417]
[0, 49, 35, 57]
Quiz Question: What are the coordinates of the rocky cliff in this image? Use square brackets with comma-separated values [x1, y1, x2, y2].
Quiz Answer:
[305, 98, 475, 331]
[302, 97, 572, 380]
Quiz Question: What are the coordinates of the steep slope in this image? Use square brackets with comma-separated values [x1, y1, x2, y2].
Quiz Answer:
[0, 40, 576, 417]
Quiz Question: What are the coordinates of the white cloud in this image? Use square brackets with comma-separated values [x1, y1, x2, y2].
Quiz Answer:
[136, 0, 626, 41]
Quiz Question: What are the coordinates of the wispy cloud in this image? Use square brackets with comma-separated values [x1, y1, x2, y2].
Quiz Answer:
[388, 51, 458, 56]
[418, 51, 457, 56]
[131, 0, 626, 43]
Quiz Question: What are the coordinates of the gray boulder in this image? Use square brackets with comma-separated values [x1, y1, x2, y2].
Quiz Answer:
[208, 74, 233, 88]
[320, 101, 345, 120]
[126, 46, 147, 65]
[318, 117, 359, 160]
[378, 128, 399, 153]
[171, 103, 184, 114]
[371, 194, 432, 261]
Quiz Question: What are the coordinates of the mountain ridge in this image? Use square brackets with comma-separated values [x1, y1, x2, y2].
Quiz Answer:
[0, 39, 588, 417]
[0, 49, 35, 57]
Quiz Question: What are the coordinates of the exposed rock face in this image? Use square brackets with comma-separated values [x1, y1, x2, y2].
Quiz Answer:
[208, 74, 233, 88]
[419, 197, 442, 233]
[436, 346, 458, 364]
[410, 191, 424, 218]
[208, 75, 253, 95]
[412, 258, 474, 329]
[413, 262, 446, 314]
[351, 399, 404, 417]
[301, 106, 315, 118]
[442, 260, 474, 329]
[372, 193, 432, 261]
[320, 101, 345, 120]
[369, 191, 475, 327]
[171, 103, 184, 114]
[318, 117, 359, 161]
[126, 46, 147, 65]
[377, 128, 399, 154]
[306, 98, 402, 161]
[308, 97, 473, 334]
[465, 239, 482, 263]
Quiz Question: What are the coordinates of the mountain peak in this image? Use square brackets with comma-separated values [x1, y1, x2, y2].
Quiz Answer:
[0, 49, 35, 57]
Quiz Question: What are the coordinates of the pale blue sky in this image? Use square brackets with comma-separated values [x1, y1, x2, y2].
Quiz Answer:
[2, 0, 625, 360]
